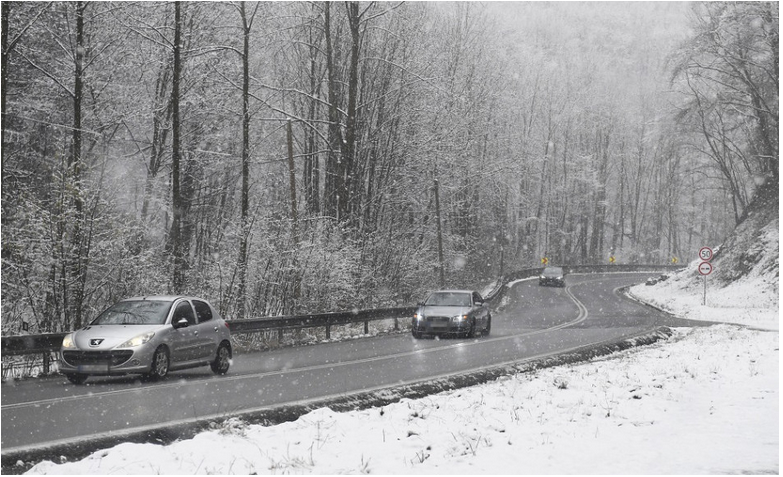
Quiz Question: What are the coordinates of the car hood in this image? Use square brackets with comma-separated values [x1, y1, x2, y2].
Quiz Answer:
[70, 324, 163, 350]
[419, 305, 473, 317]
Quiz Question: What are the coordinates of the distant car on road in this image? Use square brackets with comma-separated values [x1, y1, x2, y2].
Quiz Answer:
[539, 266, 566, 287]
[412, 290, 491, 339]
[646, 273, 670, 286]
[59, 296, 232, 384]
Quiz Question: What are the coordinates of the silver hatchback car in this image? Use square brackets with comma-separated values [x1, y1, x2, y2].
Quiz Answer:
[59, 296, 232, 384]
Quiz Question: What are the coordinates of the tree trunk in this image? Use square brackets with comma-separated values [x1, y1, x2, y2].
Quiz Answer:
[323, 3, 342, 221]
[68, 1, 86, 329]
[170, 1, 185, 292]
[304, 6, 321, 217]
[343, 1, 361, 227]
[1, 2, 8, 183]
[236, 2, 253, 319]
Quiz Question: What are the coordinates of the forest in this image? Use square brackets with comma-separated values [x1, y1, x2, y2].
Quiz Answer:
[1, 2, 778, 333]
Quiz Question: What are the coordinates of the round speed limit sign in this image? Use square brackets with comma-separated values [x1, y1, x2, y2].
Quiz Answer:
[699, 247, 713, 261]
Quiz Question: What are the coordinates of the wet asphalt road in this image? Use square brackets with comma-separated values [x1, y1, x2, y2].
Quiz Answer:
[1, 272, 710, 456]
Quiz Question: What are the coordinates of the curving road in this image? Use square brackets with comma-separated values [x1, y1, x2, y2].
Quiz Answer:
[1, 272, 710, 458]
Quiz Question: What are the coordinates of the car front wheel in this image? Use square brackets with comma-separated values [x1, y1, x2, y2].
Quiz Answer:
[145, 346, 170, 381]
[211, 342, 231, 375]
[466, 319, 477, 338]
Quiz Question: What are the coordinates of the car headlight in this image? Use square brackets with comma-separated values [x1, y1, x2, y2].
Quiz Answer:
[452, 314, 469, 322]
[117, 331, 155, 348]
[414, 313, 424, 321]
[62, 333, 76, 349]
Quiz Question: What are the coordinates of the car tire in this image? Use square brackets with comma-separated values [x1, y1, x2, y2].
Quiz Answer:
[484, 314, 492, 336]
[412, 330, 422, 339]
[145, 345, 170, 381]
[65, 373, 88, 385]
[466, 319, 476, 338]
[211, 341, 231, 375]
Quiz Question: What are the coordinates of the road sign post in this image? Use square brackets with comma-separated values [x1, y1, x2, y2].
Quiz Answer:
[698, 247, 714, 305]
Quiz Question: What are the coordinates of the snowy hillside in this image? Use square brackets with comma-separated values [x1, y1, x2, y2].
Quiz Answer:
[630, 187, 778, 332]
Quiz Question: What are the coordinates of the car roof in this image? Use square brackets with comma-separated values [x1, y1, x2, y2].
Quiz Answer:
[121, 296, 206, 303]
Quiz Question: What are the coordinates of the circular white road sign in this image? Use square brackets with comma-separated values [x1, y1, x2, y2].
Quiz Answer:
[699, 247, 713, 261]
[698, 261, 713, 276]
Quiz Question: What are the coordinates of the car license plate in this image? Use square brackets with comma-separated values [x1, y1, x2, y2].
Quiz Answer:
[77, 364, 109, 373]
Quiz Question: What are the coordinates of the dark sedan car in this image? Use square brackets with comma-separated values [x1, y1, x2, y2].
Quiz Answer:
[411, 290, 491, 339]
[59, 296, 232, 384]
[539, 266, 566, 287]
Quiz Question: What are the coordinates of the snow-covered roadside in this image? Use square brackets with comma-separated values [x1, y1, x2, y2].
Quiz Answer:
[629, 266, 778, 332]
[25, 270, 779, 474]
[627, 218, 778, 332]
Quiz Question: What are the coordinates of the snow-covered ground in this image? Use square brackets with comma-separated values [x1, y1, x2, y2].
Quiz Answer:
[25, 260, 779, 474]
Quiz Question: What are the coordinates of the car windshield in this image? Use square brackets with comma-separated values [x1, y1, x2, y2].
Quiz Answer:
[90, 300, 173, 325]
[425, 292, 471, 307]
[543, 267, 564, 276]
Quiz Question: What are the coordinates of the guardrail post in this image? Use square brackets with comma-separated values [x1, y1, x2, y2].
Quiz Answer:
[364, 321, 369, 335]
[394, 318, 399, 331]
[43, 352, 51, 374]
[325, 325, 330, 340]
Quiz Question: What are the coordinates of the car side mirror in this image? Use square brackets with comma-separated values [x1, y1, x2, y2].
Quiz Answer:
[417, 302, 424, 307]
[173, 317, 189, 329]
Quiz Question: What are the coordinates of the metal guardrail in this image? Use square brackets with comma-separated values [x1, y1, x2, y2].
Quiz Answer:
[228, 306, 418, 338]
[0, 307, 420, 377]
[0, 308, 419, 359]
[0, 264, 681, 365]
[2, 333, 68, 357]
[503, 264, 682, 282]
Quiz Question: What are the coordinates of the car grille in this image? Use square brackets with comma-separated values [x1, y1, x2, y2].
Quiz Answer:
[62, 350, 134, 367]
[426, 316, 451, 326]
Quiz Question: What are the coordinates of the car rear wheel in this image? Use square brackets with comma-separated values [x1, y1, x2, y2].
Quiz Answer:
[145, 346, 170, 381]
[211, 342, 231, 375]
[65, 373, 88, 385]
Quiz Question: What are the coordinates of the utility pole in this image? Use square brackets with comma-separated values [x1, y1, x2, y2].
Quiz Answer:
[433, 179, 445, 288]
[287, 120, 301, 302]
[287, 120, 299, 246]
